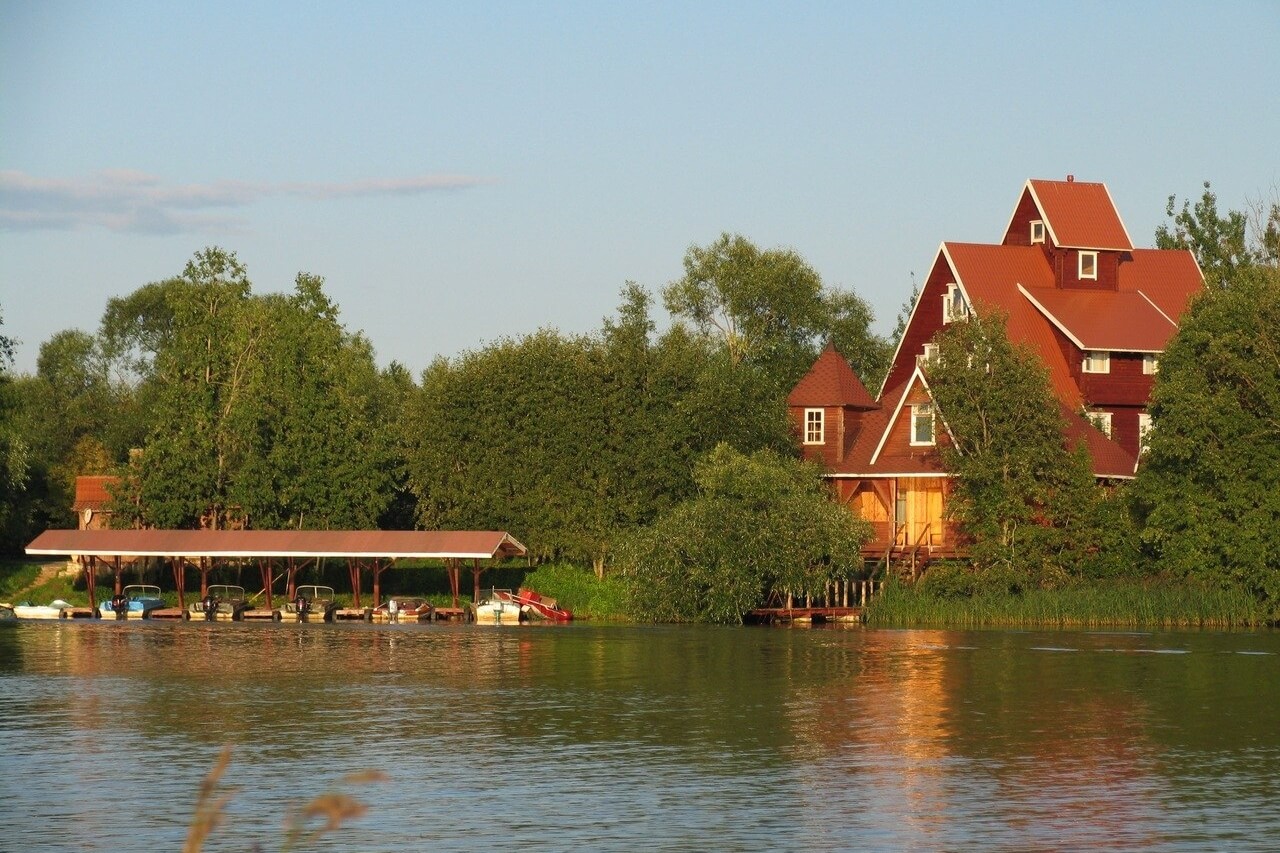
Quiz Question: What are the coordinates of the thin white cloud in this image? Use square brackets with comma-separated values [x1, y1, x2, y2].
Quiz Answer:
[0, 169, 489, 234]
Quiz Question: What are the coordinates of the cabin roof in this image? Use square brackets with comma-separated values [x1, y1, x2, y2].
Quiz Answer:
[786, 341, 877, 409]
[71, 475, 118, 511]
[1025, 179, 1133, 251]
[25, 529, 528, 560]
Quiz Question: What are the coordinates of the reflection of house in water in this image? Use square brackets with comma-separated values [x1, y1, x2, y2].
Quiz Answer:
[785, 632, 1163, 848]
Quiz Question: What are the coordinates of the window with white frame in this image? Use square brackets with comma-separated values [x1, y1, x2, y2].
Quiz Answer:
[910, 403, 935, 446]
[1088, 410, 1113, 438]
[1143, 354, 1159, 375]
[804, 408, 824, 445]
[1138, 413, 1153, 452]
[918, 342, 938, 367]
[1082, 350, 1111, 374]
[942, 283, 969, 324]
[1079, 251, 1098, 280]
[1030, 220, 1046, 244]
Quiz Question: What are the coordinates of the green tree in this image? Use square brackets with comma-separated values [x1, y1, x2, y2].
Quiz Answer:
[662, 233, 890, 389]
[926, 311, 1106, 586]
[0, 307, 33, 550]
[1157, 181, 1280, 287]
[1131, 263, 1280, 606]
[617, 444, 871, 623]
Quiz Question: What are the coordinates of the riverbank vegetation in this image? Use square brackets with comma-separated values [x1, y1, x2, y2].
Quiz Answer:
[1, 189, 1278, 626]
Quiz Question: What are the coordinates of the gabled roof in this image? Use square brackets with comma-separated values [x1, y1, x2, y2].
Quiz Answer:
[1024, 179, 1133, 251]
[942, 242, 1084, 408]
[787, 341, 877, 409]
[25, 529, 529, 560]
[1018, 285, 1176, 353]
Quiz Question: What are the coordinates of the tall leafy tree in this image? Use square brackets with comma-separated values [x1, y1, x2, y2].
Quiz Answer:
[926, 311, 1105, 585]
[1157, 181, 1280, 287]
[662, 233, 890, 390]
[1131, 262, 1280, 606]
[0, 307, 33, 550]
[617, 444, 871, 623]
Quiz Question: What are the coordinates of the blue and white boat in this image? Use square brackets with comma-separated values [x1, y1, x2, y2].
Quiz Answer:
[98, 585, 167, 619]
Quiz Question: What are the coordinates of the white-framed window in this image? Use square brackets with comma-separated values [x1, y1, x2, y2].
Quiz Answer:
[910, 403, 935, 446]
[1138, 413, 1153, 452]
[1030, 220, 1046, 244]
[918, 342, 938, 367]
[1143, 354, 1159, 375]
[1079, 251, 1098, 280]
[1088, 410, 1113, 438]
[1082, 350, 1111, 374]
[804, 408, 824, 445]
[942, 283, 969, 324]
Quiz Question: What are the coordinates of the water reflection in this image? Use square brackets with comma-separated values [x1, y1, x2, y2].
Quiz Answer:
[0, 621, 1277, 851]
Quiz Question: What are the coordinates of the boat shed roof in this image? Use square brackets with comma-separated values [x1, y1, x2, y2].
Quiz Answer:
[25, 529, 527, 560]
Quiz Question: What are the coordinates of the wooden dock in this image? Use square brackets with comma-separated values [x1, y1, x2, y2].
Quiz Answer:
[745, 606, 864, 625]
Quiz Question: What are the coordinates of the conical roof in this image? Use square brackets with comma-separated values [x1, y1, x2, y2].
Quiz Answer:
[787, 342, 877, 409]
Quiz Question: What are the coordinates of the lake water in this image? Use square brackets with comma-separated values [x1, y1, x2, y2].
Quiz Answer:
[1, 620, 1278, 852]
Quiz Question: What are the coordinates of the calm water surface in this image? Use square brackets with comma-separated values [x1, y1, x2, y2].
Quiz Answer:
[1, 620, 1277, 852]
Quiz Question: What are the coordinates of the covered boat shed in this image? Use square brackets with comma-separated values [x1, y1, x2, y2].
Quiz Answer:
[24, 529, 527, 614]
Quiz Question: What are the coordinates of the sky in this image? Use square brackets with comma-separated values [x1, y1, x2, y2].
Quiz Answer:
[3, 1, 1278, 377]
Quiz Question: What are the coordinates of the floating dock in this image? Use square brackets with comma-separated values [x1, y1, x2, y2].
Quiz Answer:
[745, 607, 864, 625]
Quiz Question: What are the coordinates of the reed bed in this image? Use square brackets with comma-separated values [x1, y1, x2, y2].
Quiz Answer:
[866, 579, 1272, 629]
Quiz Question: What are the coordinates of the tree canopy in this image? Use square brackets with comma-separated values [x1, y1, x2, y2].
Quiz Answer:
[617, 443, 872, 623]
[925, 310, 1116, 587]
[662, 233, 890, 391]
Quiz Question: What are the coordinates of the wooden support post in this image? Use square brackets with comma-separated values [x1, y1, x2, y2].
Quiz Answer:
[447, 559, 460, 609]
[471, 559, 481, 604]
[259, 559, 274, 610]
[371, 558, 383, 609]
[348, 558, 362, 609]
[286, 558, 297, 601]
[85, 556, 98, 616]
[113, 556, 123, 596]
[173, 557, 186, 609]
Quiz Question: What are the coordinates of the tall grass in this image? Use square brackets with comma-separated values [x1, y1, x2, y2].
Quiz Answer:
[520, 562, 629, 620]
[866, 577, 1272, 629]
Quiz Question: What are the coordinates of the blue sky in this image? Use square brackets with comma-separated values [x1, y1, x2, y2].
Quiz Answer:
[3, 1, 1278, 376]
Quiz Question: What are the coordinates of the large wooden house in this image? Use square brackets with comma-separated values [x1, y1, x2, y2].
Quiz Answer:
[790, 177, 1204, 565]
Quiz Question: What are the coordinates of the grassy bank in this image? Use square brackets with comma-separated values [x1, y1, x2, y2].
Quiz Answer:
[865, 577, 1273, 629]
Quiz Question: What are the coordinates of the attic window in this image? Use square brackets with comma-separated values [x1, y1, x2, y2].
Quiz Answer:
[918, 342, 938, 367]
[1082, 351, 1111, 374]
[1138, 413, 1153, 452]
[1030, 220, 1046, 244]
[910, 404, 935, 446]
[1143, 354, 1159, 375]
[1079, 251, 1098, 280]
[942, 283, 969, 324]
[804, 409, 824, 445]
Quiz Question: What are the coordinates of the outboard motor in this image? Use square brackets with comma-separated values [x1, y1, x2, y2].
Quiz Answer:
[295, 594, 309, 621]
[203, 593, 218, 621]
[111, 592, 128, 621]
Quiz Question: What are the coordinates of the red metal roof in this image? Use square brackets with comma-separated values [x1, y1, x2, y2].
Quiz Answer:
[25, 529, 528, 560]
[943, 243, 1084, 409]
[787, 341, 877, 408]
[1061, 405, 1137, 479]
[1119, 248, 1203, 323]
[1027, 179, 1133, 251]
[1019, 287, 1177, 352]
[72, 476, 119, 511]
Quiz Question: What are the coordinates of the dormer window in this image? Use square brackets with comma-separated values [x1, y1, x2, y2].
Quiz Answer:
[804, 409, 824, 445]
[942, 283, 969, 324]
[1030, 220, 1046, 244]
[1079, 251, 1098, 280]
[1082, 351, 1110, 374]
[910, 404, 935, 446]
[918, 343, 938, 367]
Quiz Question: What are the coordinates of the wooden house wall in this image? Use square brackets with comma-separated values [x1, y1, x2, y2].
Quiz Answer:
[794, 405, 864, 468]
[1047, 246, 1121, 291]
[1079, 351, 1155, 407]
[1001, 189, 1043, 248]
[884, 254, 954, 392]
